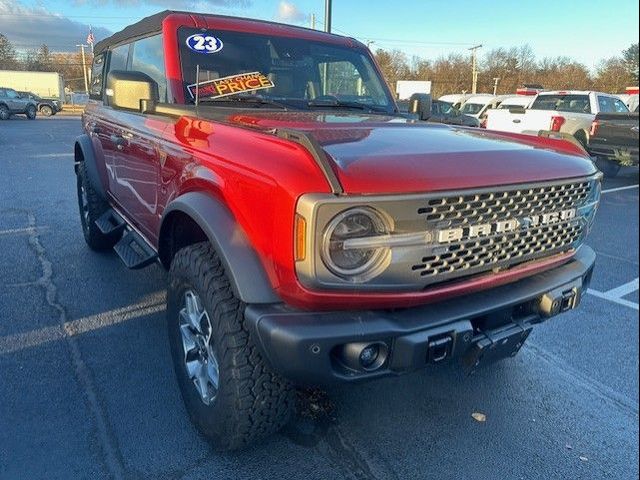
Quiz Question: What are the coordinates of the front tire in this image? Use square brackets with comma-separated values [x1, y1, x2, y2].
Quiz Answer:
[40, 105, 53, 117]
[0, 105, 9, 120]
[76, 162, 120, 250]
[167, 242, 294, 451]
[26, 105, 36, 120]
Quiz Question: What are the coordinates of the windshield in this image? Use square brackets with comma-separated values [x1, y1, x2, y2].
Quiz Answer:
[178, 27, 394, 112]
[459, 102, 485, 115]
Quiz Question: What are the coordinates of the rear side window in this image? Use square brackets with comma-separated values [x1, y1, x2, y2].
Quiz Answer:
[109, 44, 130, 73]
[531, 94, 591, 113]
[130, 35, 168, 102]
[597, 95, 629, 113]
[89, 54, 105, 100]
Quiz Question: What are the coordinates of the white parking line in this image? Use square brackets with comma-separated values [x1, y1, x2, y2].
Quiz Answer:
[0, 294, 166, 355]
[587, 277, 639, 311]
[31, 153, 74, 158]
[605, 278, 640, 299]
[0, 226, 48, 237]
[601, 185, 639, 194]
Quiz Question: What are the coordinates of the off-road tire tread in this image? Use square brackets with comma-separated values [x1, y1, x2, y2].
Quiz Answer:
[168, 242, 293, 450]
[77, 162, 119, 250]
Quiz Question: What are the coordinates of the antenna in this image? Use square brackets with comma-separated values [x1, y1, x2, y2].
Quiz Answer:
[195, 64, 200, 114]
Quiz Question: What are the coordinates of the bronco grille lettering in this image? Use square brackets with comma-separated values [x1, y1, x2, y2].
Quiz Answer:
[436, 208, 577, 243]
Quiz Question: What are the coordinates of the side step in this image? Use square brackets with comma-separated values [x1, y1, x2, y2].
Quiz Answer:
[95, 209, 126, 236]
[113, 230, 158, 269]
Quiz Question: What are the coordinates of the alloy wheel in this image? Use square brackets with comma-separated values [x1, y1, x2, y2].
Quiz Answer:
[179, 290, 219, 405]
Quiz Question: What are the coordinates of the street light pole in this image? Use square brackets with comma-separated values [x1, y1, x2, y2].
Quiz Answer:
[324, 0, 332, 33]
[468, 44, 482, 94]
[492, 77, 500, 95]
[76, 44, 89, 94]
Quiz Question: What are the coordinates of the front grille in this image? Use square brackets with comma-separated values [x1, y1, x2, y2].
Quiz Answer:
[418, 181, 591, 228]
[412, 180, 593, 285]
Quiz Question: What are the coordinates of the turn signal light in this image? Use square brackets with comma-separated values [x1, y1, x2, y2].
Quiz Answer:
[294, 214, 306, 261]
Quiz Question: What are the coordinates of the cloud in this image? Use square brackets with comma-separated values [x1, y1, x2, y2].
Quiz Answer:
[75, 0, 252, 8]
[0, 0, 112, 52]
[276, 1, 308, 23]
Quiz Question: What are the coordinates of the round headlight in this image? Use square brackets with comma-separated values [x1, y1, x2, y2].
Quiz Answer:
[321, 207, 390, 280]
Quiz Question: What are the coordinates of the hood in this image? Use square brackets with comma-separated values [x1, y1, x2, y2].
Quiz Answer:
[226, 111, 597, 194]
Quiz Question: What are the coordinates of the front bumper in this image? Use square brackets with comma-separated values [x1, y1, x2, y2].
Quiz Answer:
[245, 246, 596, 385]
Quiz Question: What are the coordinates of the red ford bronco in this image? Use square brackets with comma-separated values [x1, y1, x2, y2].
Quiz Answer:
[74, 10, 601, 450]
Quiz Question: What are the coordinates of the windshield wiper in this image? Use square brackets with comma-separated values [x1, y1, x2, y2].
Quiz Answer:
[307, 99, 388, 113]
[198, 93, 290, 110]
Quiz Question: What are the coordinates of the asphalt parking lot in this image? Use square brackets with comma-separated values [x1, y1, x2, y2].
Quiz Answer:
[0, 117, 638, 480]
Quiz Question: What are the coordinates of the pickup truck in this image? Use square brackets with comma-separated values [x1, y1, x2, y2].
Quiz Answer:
[17, 91, 62, 116]
[485, 90, 630, 148]
[0, 87, 37, 120]
[75, 10, 601, 450]
[587, 112, 639, 176]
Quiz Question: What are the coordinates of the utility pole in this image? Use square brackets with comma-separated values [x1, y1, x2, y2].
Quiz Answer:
[492, 77, 500, 95]
[76, 44, 89, 94]
[310, 13, 316, 29]
[324, 0, 332, 33]
[468, 44, 482, 94]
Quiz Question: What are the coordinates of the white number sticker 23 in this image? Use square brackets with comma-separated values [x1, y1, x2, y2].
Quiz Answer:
[187, 34, 223, 53]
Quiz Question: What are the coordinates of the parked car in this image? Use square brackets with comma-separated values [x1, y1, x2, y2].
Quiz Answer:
[625, 94, 639, 112]
[397, 99, 480, 127]
[0, 87, 37, 120]
[459, 94, 497, 118]
[17, 91, 61, 116]
[438, 93, 473, 109]
[485, 90, 630, 148]
[75, 10, 601, 450]
[496, 95, 534, 110]
[431, 100, 480, 126]
[587, 111, 639, 176]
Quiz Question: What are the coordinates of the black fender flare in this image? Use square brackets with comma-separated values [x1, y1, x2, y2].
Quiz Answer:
[160, 192, 280, 304]
[74, 134, 107, 199]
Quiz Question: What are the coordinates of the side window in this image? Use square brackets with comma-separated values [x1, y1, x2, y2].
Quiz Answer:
[5, 89, 19, 99]
[597, 95, 615, 113]
[109, 44, 130, 73]
[89, 53, 105, 100]
[130, 35, 168, 102]
[614, 99, 629, 113]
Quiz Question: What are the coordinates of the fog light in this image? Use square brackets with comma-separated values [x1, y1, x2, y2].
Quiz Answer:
[359, 344, 379, 368]
[335, 341, 389, 372]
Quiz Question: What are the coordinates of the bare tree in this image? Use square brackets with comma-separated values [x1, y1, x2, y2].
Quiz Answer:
[594, 57, 635, 93]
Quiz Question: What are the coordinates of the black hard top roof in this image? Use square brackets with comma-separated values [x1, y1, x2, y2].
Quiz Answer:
[94, 10, 171, 55]
[94, 10, 353, 56]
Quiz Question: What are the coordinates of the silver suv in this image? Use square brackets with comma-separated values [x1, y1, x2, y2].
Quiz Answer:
[0, 87, 38, 120]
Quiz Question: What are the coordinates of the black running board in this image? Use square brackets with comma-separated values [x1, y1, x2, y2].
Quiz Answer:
[113, 229, 157, 269]
[95, 209, 126, 236]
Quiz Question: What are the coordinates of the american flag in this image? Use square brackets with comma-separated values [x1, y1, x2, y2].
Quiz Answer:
[86, 26, 95, 46]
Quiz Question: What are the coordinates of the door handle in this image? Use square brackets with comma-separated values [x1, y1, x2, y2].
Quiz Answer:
[513, 119, 521, 123]
[110, 134, 127, 150]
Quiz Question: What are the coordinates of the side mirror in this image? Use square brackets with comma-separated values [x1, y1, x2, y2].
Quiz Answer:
[106, 70, 158, 111]
[408, 93, 432, 121]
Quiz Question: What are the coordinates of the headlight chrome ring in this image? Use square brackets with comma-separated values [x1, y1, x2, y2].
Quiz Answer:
[320, 207, 391, 281]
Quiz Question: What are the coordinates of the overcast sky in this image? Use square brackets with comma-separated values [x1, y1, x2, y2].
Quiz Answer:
[1, 0, 638, 70]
